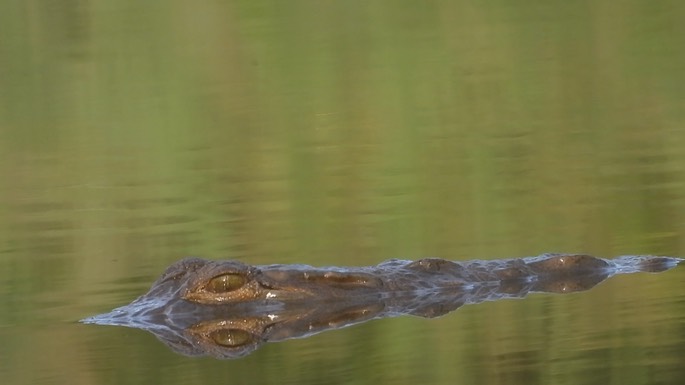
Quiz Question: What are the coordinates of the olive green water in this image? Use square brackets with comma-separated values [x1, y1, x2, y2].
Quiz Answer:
[1, 1, 685, 384]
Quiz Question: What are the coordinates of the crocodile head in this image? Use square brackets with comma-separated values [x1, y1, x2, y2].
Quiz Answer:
[176, 258, 384, 304]
[81, 257, 385, 328]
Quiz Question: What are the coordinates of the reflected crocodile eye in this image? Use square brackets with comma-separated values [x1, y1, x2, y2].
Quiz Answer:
[206, 274, 246, 293]
[209, 328, 253, 347]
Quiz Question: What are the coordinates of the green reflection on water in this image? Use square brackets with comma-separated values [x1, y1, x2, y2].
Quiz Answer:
[1, 1, 684, 385]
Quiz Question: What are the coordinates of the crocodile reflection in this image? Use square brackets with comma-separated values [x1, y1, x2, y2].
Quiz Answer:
[81, 254, 682, 359]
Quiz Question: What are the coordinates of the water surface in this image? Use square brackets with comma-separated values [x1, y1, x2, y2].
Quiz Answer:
[1, 1, 685, 385]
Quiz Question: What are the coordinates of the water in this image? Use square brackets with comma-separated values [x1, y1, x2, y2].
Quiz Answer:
[1, 1, 685, 384]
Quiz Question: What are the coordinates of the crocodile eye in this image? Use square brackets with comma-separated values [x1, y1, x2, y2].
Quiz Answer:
[206, 273, 246, 293]
[209, 328, 253, 347]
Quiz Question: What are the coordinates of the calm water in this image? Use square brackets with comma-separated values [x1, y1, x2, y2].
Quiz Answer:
[2, 1, 685, 385]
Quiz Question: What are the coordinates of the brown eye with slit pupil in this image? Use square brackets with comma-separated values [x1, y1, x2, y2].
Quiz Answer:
[206, 273, 246, 293]
[209, 328, 253, 347]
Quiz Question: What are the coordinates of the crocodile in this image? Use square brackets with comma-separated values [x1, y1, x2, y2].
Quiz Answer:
[81, 254, 682, 359]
